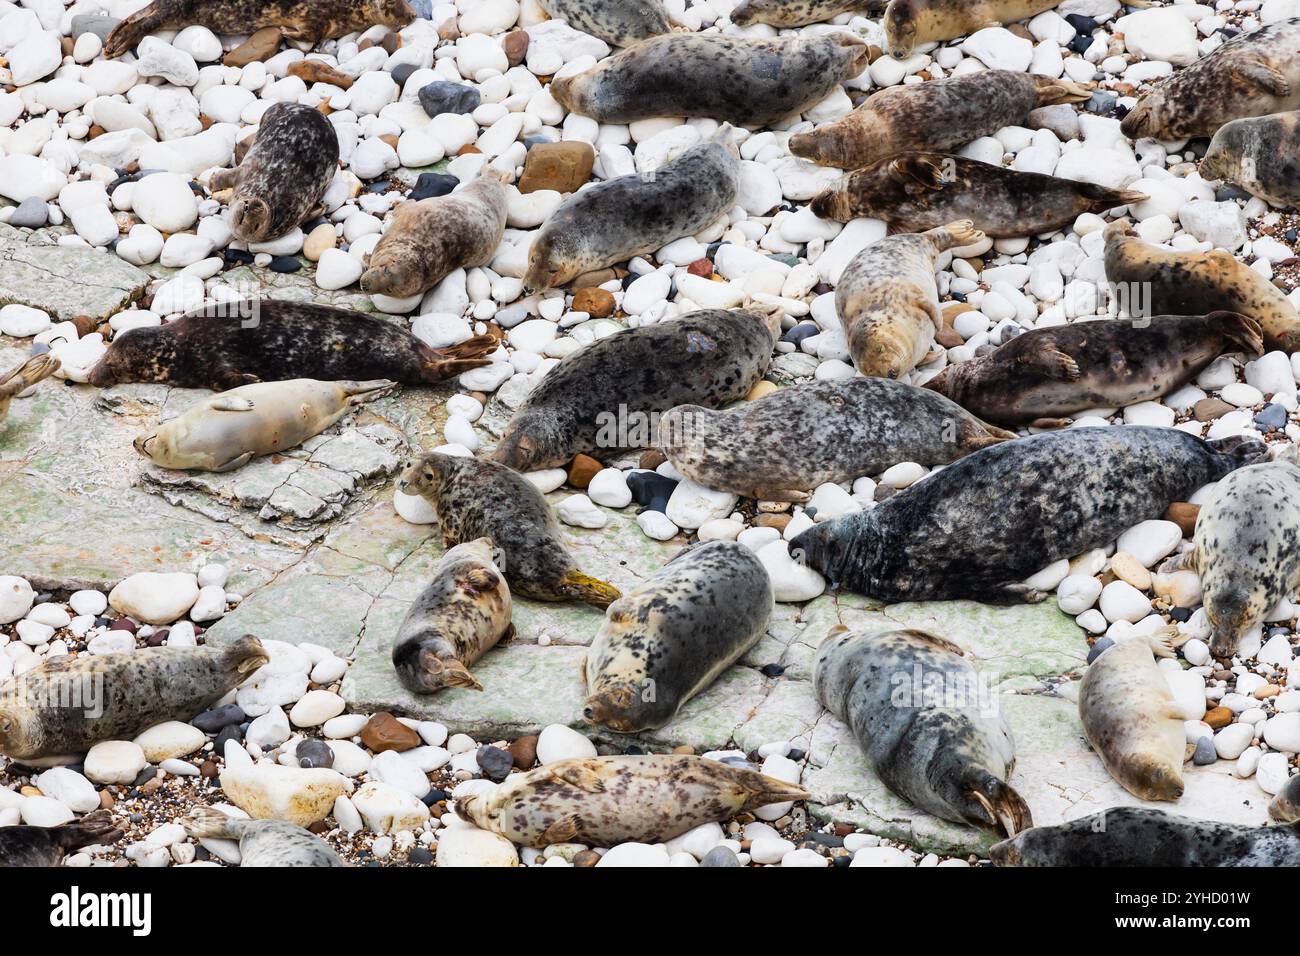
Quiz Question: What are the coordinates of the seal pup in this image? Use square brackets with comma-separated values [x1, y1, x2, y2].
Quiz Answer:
[103, 0, 416, 58]
[456, 754, 810, 847]
[1121, 18, 1300, 141]
[1078, 630, 1186, 802]
[491, 309, 778, 471]
[814, 625, 1031, 836]
[538, 0, 671, 45]
[790, 71, 1090, 170]
[836, 219, 985, 378]
[812, 154, 1146, 236]
[582, 542, 772, 733]
[991, 807, 1300, 867]
[0, 811, 122, 867]
[1201, 110, 1300, 208]
[0, 354, 60, 426]
[1268, 774, 1300, 823]
[360, 169, 510, 299]
[398, 453, 621, 609]
[392, 538, 513, 695]
[923, 312, 1264, 428]
[0, 636, 268, 760]
[660, 379, 1014, 502]
[1103, 220, 1300, 351]
[181, 807, 343, 867]
[87, 301, 495, 391]
[549, 33, 872, 128]
[1161, 459, 1300, 659]
[523, 127, 739, 291]
[731, 0, 889, 27]
[134, 379, 394, 473]
[789, 428, 1267, 604]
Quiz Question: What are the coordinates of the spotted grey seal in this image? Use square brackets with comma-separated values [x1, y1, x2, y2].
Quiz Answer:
[814, 625, 1032, 836]
[789, 427, 1267, 604]
[810, 153, 1146, 237]
[1201, 110, 1300, 209]
[0, 811, 122, 867]
[1103, 220, 1300, 351]
[456, 754, 810, 847]
[583, 542, 772, 733]
[731, 0, 888, 26]
[659, 378, 1014, 502]
[491, 308, 778, 471]
[398, 452, 620, 608]
[0, 353, 60, 426]
[1268, 774, 1300, 823]
[181, 807, 343, 866]
[392, 538, 514, 695]
[884, 0, 1071, 57]
[0, 636, 268, 760]
[991, 807, 1300, 866]
[523, 127, 739, 290]
[538, 0, 671, 45]
[1122, 18, 1300, 141]
[923, 312, 1264, 428]
[790, 71, 1090, 170]
[549, 33, 871, 127]
[87, 300, 495, 391]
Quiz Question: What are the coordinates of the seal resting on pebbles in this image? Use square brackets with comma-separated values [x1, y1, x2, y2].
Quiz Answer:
[360, 169, 510, 299]
[732, 0, 888, 27]
[1201, 110, 1300, 209]
[659, 378, 1014, 501]
[815, 625, 1032, 836]
[582, 542, 772, 733]
[992, 807, 1300, 866]
[1078, 631, 1187, 802]
[790, 71, 1090, 170]
[523, 127, 739, 290]
[836, 219, 985, 378]
[884, 0, 1072, 57]
[87, 301, 496, 391]
[392, 538, 514, 695]
[0, 636, 268, 760]
[491, 308, 778, 471]
[0, 811, 122, 867]
[181, 807, 344, 866]
[398, 452, 621, 608]
[549, 33, 871, 127]
[0, 354, 60, 426]
[789, 427, 1267, 604]
[923, 312, 1264, 428]
[456, 754, 810, 847]
[1103, 220, 1300, 351]
[537, 0, 671, 45]
[134, 379, 394, 472]
[810, 153, 1146, 237]
[1268, 774, 1300, 823]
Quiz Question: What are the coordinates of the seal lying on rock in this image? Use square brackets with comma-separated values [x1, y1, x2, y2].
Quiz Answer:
[212, 103, 338, 244]
[0, 811, 122, 867]
[836, 219, 984, 378]
[491, 309, 778, 471]
[1162, 459, 1300, 659]
[103, 0, 416, 58]
[992, 807, 1300, 866]
[392, 538, 514, 695]
[1079, 631, 1186, 802]
[550, 33, 871, 127]
[134, 379, 394, 473]
[360, 169, 510, 299]
[1201, 110, 1300, 209]
[1103, 220, 1300, 352]
[0, 636, 268, 760]
[660, 378, 1014, 501]
[731, 0, 888, 26]
[790, 71, 1090, 170]
[87, 301, 495, 391]
[789, 428, 1266, 604]
[583, 542, 772, 733]
[923, 312, 1264, 428]
[810, 153, 1146, 237]
[399, 453, 620, 608]
[884, 0, 1071, 57]
[814, 625, 1032, 836]
[523, 127, 739, 290]
[538, 0, 671, 45]
[1122, 18, 1300, 141]
[181, 807, 343, 867]
[0, 354, 60, 426]
[456, 754, 810, 846]
[1268, 774, 1300, 823]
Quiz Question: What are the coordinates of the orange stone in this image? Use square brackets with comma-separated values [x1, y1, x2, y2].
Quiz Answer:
[223, 27, 282, 67]
[1163, 502, 1200, 538]
[568, 454, 602, 488]
[1203, 706, 1233, 730]
[288, 59, 355, 89]
[571, 287, 615, 318]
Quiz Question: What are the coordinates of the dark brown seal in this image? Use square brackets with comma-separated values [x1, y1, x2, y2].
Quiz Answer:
[810, 153, 1146, 236]
[86, 300, 495, 391]
[924, 312, 1264, 427]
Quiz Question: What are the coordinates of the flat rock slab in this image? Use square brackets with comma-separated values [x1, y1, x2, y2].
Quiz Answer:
[0, 227, 149, 321]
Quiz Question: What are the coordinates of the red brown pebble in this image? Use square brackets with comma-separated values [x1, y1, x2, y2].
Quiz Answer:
[687, 258, 714, 278]
[288, 59, 355, 89]
[573, 850, 600, 867]
[518, 141, 595, 194]
[360, 712, 421, 753]
[568, 454, 602, 488]
[503, 30, 530, 66]
[223, 27, 282, 66]
[1163, 502, 1200, 538]
[570, 287, 615, 318]
[508, 735, 538, 769]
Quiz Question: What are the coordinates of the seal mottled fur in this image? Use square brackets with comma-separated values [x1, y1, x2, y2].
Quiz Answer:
[884, 0, 1069, 57]
[538, 0, 671, 45]
[732, 0, 888, 27]
[181, 807, 343, 867]
[1201, 110, 1300, 208]
[0, 354, 59, 426]
[0, 812, 122, 867]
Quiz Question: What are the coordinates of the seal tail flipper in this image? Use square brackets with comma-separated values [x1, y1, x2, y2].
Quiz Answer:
[557, 570, 621, 609]
[926, 219, 985, 252]
[1207, 434, 1269, 469]
[342, 379, 398, 403]
[740, 773, 812, 813]
[180, 806, 240, 841]
[1207, 311, 1265, 357]
[1034, 78, 1092, 106]
[55, 810, 124, 850]
[972, 781, 1033, 838]
[0, 353, 61, 396]
[1158, 549, 1197, 574]
[751, 487, 811, 503]
[1080, 183, 1148, 212]
[102, 4, 167, 58]
[419, 335, 497, 383]
[441, 658, 484, 692]
[221, 634, 270, 676]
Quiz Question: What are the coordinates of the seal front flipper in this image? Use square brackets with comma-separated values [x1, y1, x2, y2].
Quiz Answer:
[460, 566, 500, 596]
[990, 582, 1047, 605]
[1235, 59, 1292, 96]
[1019, 344, 1081, 382]
[550, 763, 608, 794]
[54, 810, 124, 851]
[213, 452, 254, 473]
[889, 155, 947, 191]
[539, 814, 582, 845]
[209, 397, 256, 412]
[1159, 550, 1197, 574]
[208, 167, 241, 192]
[1207, 310, 1265, 357]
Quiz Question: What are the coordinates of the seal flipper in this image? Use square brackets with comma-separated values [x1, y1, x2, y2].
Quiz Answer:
[888, 155, 948, 191]
[213, 452, 254, 473]
[1235, 59, 1292, 97]
[209, 397, 256, 412]
[208, 167, 241, 192]
[550, 763, 607, 794]
[418, 334, 497, 383]
[989, 582, 1047, 605]
[1029, 417, 1072, 429]
[210, 365, 262, 391]
[752, 486, 811, 503]
[1019, 344, 1081, 382]
[1080, 182, 1149, 213]
[557, 570, 621, 609]
[460, 566, 500, 596]
[1159, 550, 1197, 574]
[971, 780, 1033, 838]
[538, 814, 581, 845]
[1207, 311, 1265, 357]
[1032, 78, 1092, 106]
[53, 810, 123, 851]
[102, 3, 168, 58]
